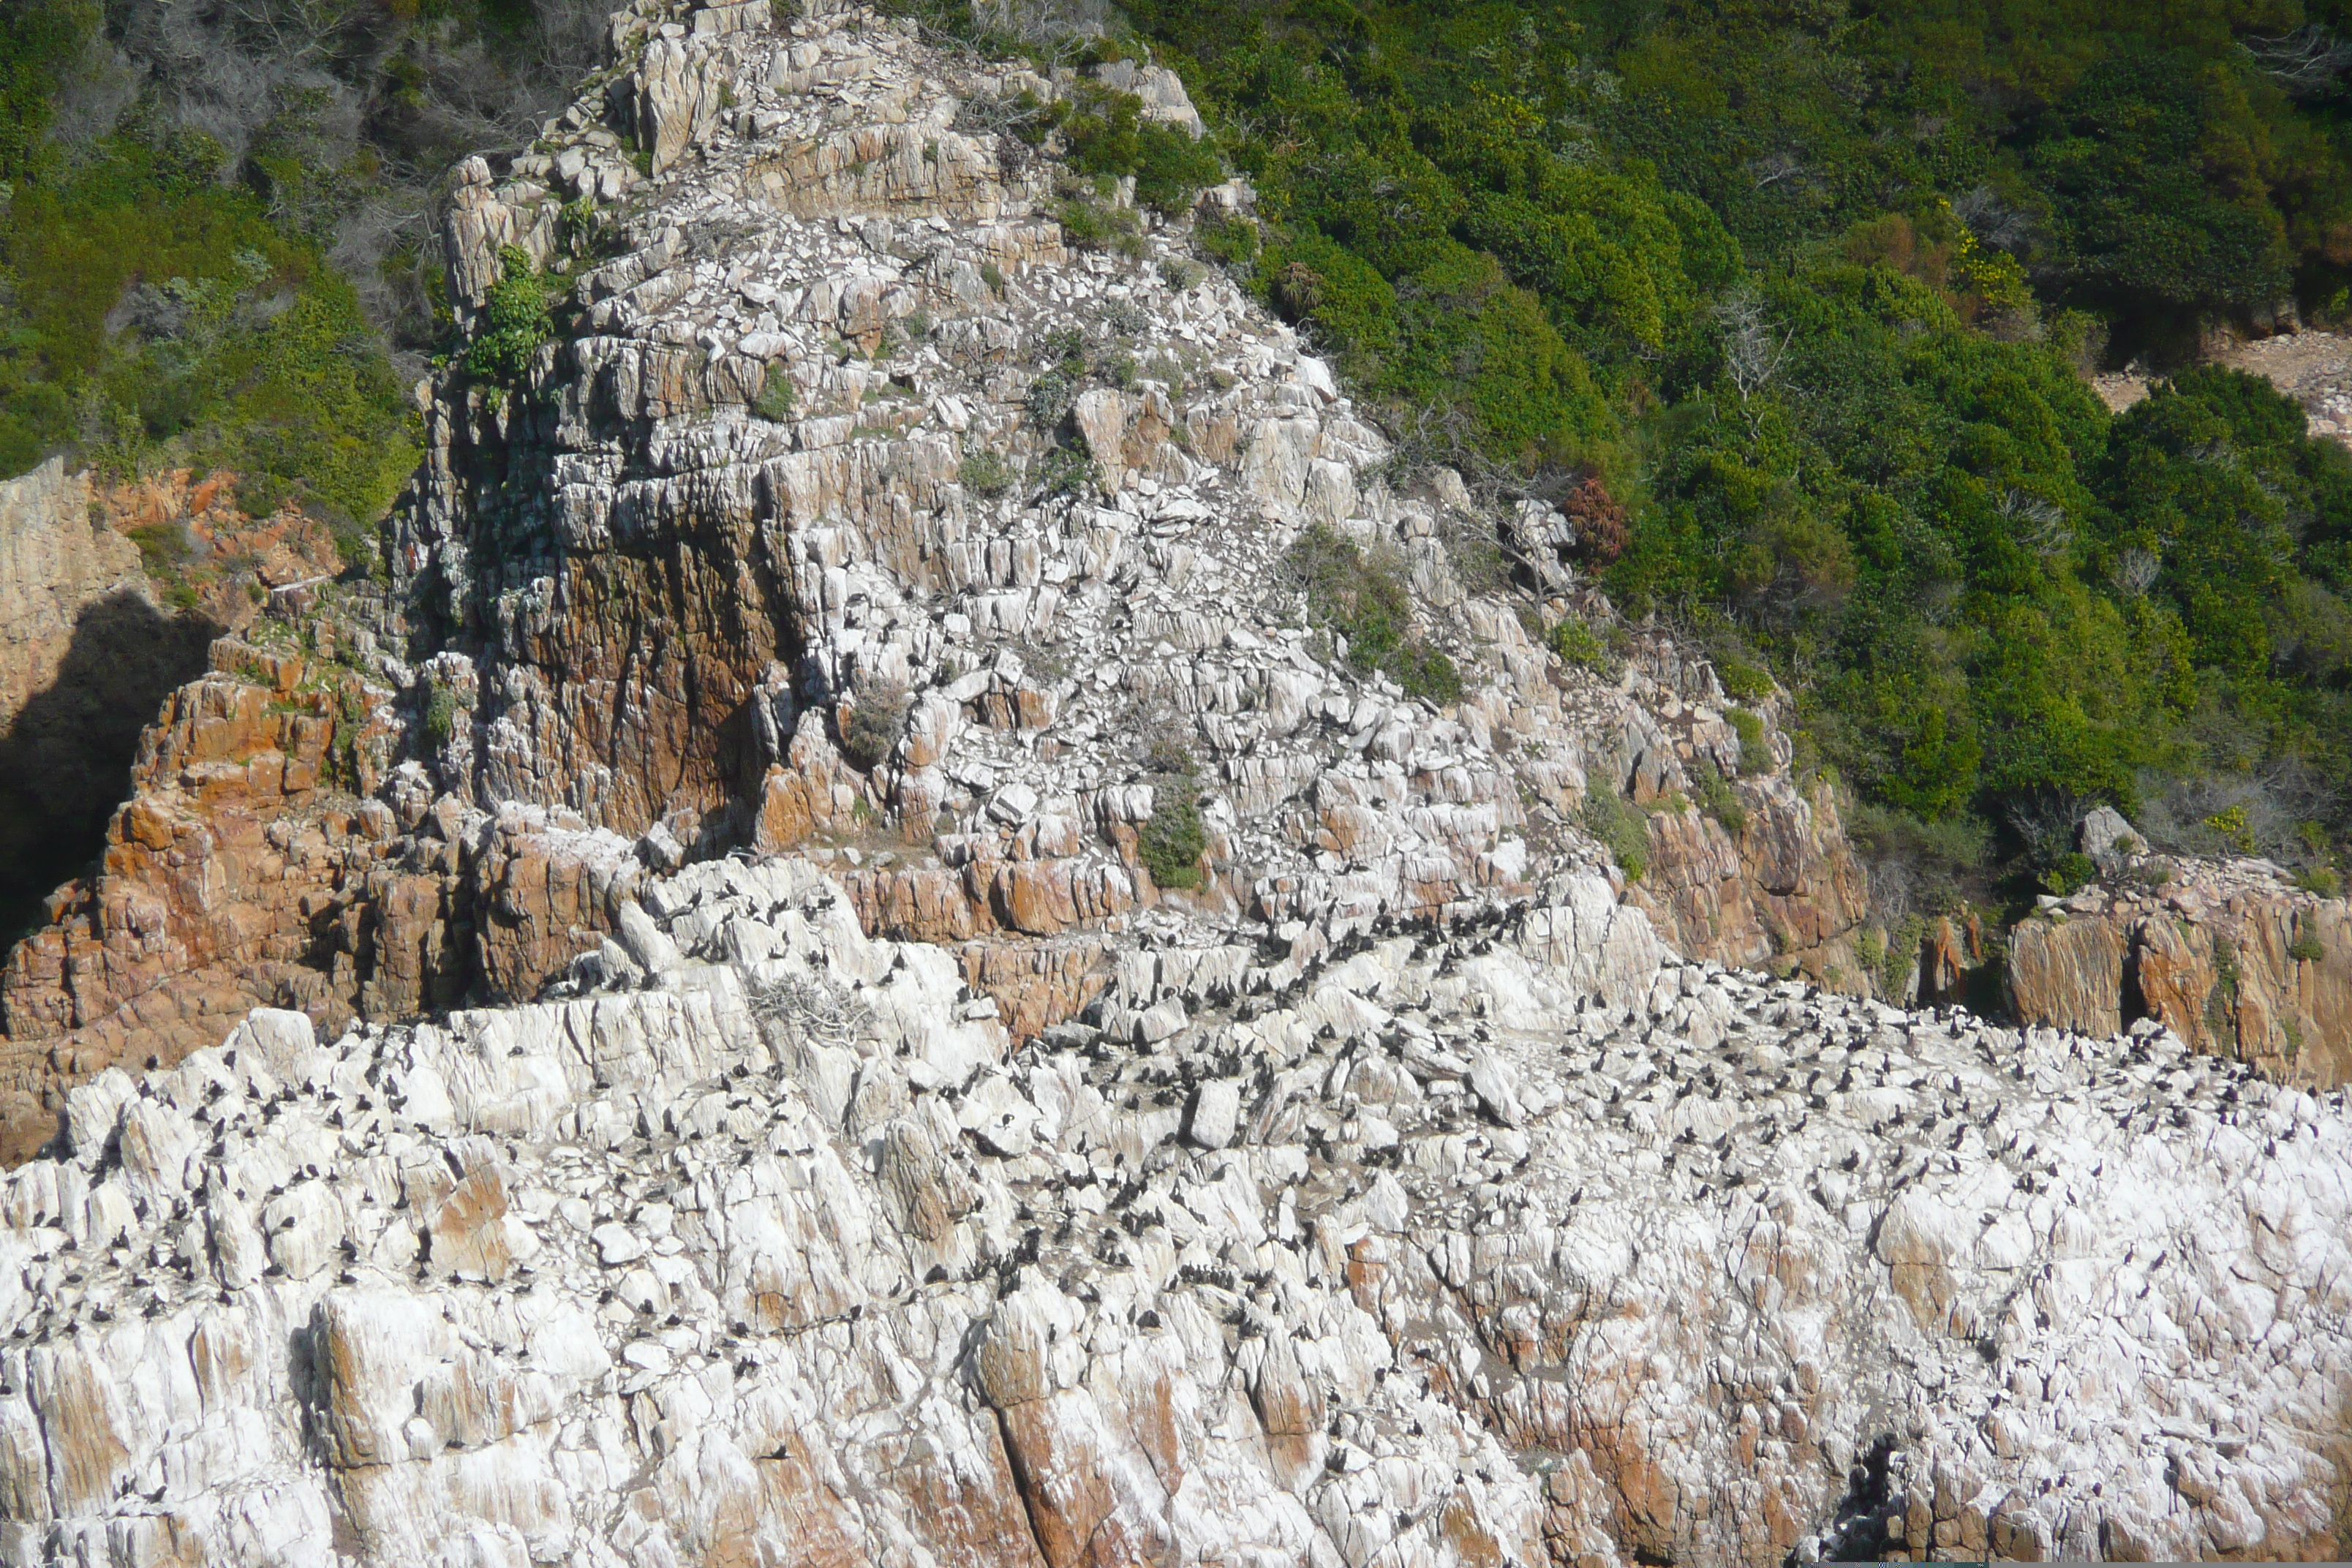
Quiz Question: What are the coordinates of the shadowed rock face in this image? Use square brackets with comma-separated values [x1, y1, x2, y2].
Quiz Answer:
[0, 461, 214, 949]
[0, 589, 214, 943]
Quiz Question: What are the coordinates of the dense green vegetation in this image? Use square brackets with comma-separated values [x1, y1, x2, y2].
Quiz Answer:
[1088, 0, 2352, 908]
[0, 140, 420, 553]
[0, 0, 606, 551]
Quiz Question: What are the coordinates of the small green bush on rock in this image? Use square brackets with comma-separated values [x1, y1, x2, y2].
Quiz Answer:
[960, 448, 1013, 496]
[1286, 524, 1463, 704]
[463, 245, 557, 385]
[1726, 707, 1770, 776]
[1139, 790, 1207, 889]
[842, 682, 911, 769]
[1582, 784, 1649, 883]
[752, 370, 795, 421]
[1549, 618, 1621, 674]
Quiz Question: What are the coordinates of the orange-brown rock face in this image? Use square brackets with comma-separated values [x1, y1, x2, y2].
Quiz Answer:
[0, 622, 643, 1160]
[2009, 858, 2352, 1085]
[0, 459, 213, 939]
[1631, 773, 1872, 988]
[0, 641, 390, 1155]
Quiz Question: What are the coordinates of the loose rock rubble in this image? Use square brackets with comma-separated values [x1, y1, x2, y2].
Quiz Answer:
[3, 856, 2345, 1564]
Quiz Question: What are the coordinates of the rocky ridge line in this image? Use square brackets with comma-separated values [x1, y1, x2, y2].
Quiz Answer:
[0, 0, 1868, 1156]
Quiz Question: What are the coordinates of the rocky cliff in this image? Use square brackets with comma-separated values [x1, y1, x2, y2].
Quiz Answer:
[1, 4, 2346, 1564]
[0, 461, 198, 946]
[2, 852, 2345, 1565]
[2010, 854, 2352, 1088]
[0, 459, 149, 730]
[0, 0, 1870, 1156]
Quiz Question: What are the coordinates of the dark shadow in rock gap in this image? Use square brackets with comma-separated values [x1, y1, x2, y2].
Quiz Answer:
[0, 589, 216, 952]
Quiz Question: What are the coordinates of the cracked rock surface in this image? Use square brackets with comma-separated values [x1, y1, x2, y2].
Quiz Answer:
[1, 0, 1869, 1143]
[1, 3, 2348, 1564]
[3, 856, 2348, 1564]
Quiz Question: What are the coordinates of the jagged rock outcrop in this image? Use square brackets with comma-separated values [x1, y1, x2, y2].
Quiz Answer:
[2010, 855, 2352, 1088]
[393, 0, 1871, 992]
[0, 601, 668, 1160]
[1, 7, 2349, 1561]
[0, 0, 1872, 1151]
[0, 854, 2343, 1565]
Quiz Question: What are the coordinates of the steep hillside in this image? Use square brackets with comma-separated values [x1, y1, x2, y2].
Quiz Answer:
[0, 2, 2345, 1566]
[0, 0, 1870, 1153]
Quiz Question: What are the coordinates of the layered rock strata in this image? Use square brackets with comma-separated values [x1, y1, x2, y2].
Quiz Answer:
[0, 855, 2342, 1565]
[2010, 854, 2352, 1088]
[0, 0, 1872, 1149]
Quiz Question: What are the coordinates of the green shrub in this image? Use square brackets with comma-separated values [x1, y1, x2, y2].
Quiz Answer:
[2039, 851, 2099, 897]
[1692, 759, 1748, 835]
[1716, 657, 1774, 703]
[980, 260, 1006, 291]
[1143, 733, 1196, 776]
[128, 519, 192, 580]
[751, 369, 795, 422]
[1195, 213, 1258, 270]
[1855, 925, 1885, 982]
[1726, 707, 1770, 776]
[1057, 195, 1139, 252]
[1286, 524, 1463, 704]
[1039, 326, 1086, 375]
[1028, 369, 1075, 429]
[1857, 916, 1926, 997]
[2203, 805, 2256, 856]
[1059, 85, 1223, 213]
[2288, 921, 2326, 964]
[2204, 938, 2242, 1037]
[1139, 789, 1207, 889]
[1582, 785, 1649, 883]
[959, 448, 1013, 497]
[1036, 443, 1097, 497]
[461, 244, 557, 385]
[424, 685, 460, 745]
[0, 136, 418, 547]
[1549, 619, 1620, 674]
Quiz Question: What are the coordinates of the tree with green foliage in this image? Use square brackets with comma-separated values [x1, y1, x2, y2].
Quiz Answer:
[1111, 0, 2352, 908]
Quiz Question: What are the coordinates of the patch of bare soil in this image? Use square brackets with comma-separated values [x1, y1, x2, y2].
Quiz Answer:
[2096, 328, 2352, 442]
